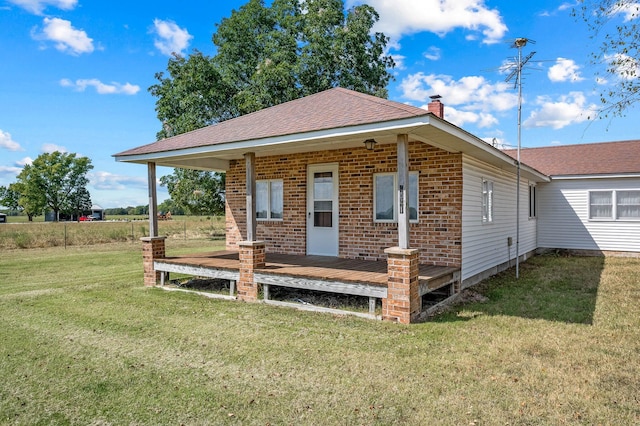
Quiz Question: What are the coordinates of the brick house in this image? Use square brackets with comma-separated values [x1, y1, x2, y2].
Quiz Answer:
[113, 87, 597, 323]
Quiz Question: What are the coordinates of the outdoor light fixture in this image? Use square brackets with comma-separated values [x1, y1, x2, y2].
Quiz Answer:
[364, 138, 377, 151]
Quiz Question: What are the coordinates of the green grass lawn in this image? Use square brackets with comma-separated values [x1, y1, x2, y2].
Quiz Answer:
[1, 242, 638, 425]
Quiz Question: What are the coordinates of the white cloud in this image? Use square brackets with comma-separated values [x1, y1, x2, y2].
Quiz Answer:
[90, 171, 147, 191]
[0, 129, 23, 151]
[436, 105, 498, 128]
[7, 0, 76, 15]
[152, 19, 192, 56]
[391, 54, 406, 70]
[604, 53, 640, 80]
[0, 166, 22, 177]
[610, 2, 640, 21]
[34, 17, 94, 55]
[16, 157, 33, 166]
[424, 46, 442, 61]
[524, 92, 598, 129]
[400, 72, 518, 112]
[548, 58, 585, 83]
[41, 143, 67, 153]
[60, 78, 140, 95]
[347, 0, 508, 44]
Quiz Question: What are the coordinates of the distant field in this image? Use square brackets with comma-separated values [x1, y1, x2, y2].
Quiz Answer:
[0, 215, 225, 249]
[0, 243, 638, 424]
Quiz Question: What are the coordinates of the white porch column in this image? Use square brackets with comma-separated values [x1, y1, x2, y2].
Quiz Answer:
[397, 134, 410, 249]
[245, 152, 257, 241]
[147, 162, 159, 238]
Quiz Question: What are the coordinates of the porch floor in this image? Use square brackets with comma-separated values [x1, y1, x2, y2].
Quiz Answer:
[156, 250, 459, 291]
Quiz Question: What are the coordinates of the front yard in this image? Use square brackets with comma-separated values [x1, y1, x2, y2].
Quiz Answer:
[0, 241, 638, 424]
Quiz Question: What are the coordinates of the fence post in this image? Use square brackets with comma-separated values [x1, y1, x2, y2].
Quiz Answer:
[131, 222, 134, 243]
[184, 220, 187, 240]
[64, 223, 67, 250]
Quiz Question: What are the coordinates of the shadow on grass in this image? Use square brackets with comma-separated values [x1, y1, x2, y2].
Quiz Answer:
[434, 254, 605, 325]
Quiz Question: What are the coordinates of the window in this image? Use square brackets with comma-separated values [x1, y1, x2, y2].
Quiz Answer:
[529, 184, 537, 218]
[617, 190, 640, 219]
[313, 172, 333, 227]
[590, 190, 640, 220]
[482, 179, 494, 223]
[589, 191, 612, 219]
[256, 179, 283, 220]
[374, 172, 418, 223]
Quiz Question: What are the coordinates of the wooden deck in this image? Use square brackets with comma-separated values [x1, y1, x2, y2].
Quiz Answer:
[155, 250, 460, 299]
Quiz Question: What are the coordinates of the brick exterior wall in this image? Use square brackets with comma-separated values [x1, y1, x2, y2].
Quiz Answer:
[225, 141, 462, 267]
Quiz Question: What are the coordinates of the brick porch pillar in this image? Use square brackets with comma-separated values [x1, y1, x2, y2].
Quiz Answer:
[141, 236, 166, 287]
[237, 241, 265, 302]
[383, 247, 421, 324]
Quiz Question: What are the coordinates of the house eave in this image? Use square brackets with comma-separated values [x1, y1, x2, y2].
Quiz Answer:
[549, 173, 640, 180]
[114, 113, 549, 182]
[411, 116, 550, 182]
[114, 115, 434, 170]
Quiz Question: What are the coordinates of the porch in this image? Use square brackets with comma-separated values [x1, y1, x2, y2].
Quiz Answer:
[152, 249, 460, 320]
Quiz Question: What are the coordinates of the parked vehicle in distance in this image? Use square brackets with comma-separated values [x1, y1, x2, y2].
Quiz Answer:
[79, 215, 93, 221]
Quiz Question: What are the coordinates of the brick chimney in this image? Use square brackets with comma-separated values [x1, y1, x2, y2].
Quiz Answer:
[427, 95, 444, 119]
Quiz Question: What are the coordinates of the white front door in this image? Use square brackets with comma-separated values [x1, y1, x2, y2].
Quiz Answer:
[307, 163, 339, 256]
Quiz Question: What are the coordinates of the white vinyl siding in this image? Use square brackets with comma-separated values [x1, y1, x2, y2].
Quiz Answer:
[538, 178, 640, 252]
[461, 155, 538, 282]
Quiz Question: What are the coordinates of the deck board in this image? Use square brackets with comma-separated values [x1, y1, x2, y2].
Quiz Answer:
[158, 250, 458, 289]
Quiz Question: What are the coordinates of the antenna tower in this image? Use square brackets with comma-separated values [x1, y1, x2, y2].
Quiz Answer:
[505, 37, 536, 280]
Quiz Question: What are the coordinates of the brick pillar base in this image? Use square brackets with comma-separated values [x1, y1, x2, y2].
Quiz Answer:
[237, 241, 265, 302]
[383, 247, 420, 324]
[141, 236, 166, 287]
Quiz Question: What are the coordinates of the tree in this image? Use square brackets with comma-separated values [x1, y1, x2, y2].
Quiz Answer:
[0, 185, 19, 211]
[160, 169, 225, 216]
[149, 1, 394, 209]
[69, 187, 92, 221]
[1, 182, 46, 221]
[14, 152, 93, 221]
[158, 198, 185, 215]
[574, 1, 640, 117]
[150, 0, 394, 129]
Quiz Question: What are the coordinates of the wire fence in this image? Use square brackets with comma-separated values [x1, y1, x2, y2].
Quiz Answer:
[0, 216, 226, 250]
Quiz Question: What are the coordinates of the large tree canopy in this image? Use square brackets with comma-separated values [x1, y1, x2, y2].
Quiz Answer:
[149, 0, 394, 136]
[575, 1, 640, 117]
[11, 152, 93, 221]
[150, 0, 394, 216]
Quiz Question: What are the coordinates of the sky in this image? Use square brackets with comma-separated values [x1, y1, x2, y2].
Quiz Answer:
[1, 0, 639, 209]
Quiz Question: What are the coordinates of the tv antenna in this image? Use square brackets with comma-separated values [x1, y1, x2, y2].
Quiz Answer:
[504, 37, 536, 280]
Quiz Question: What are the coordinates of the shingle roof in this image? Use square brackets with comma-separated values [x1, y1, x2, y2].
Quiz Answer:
[115, 87, 430, 157]
[504, 140, 640, 176]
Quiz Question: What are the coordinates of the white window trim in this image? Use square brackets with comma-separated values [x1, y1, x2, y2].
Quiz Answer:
[528, 184, 537, 219]
[256, 179, 283, 221]
[588, 189, 640, 221]
[373, 172, 419, 224]
[482, 179, 494, 224]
